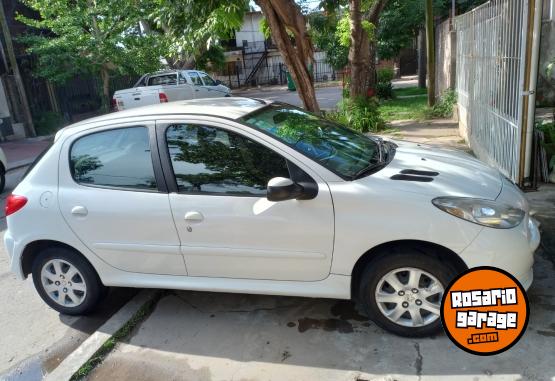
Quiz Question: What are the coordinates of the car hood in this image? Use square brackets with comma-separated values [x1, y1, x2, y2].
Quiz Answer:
[365, 140, 503, 200]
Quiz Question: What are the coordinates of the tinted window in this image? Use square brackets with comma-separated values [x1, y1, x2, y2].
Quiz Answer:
[70, 127, 157, 190]
[188, 72, 203, 86]
[166, 124, 289, 195]
[199, 72, 216, 86]
[148, 74, 177, 86]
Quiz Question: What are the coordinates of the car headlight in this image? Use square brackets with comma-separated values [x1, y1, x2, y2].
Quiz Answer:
[432, 197, 525, 229]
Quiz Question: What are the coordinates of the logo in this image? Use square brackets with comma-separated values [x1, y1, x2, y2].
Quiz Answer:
[441, 267, 529, 356]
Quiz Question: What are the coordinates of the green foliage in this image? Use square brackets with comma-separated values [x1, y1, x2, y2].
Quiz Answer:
[537, 122, 555, 170]
[425, 90, 457, 118]
[33, 111, 64, 136]
[17, 0, 165, 83]
[336, 11, 376, 48]
[327, 97, 385, 133]
[309, 12, 349, 70]
[376, 67, 394, 99]
[195, 45, 226, 72]
[150, 0, 249, 63]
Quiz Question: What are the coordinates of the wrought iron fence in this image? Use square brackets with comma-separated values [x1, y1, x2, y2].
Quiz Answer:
[455, 0, 528, 182]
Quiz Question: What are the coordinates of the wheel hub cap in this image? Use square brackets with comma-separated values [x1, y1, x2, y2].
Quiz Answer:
[375, 267, 444, 328]
[40, 259, 87, 307]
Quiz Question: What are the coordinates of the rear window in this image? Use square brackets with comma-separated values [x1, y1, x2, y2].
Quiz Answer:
[147, 74, 177, 86]
[69, 127, 157, 191]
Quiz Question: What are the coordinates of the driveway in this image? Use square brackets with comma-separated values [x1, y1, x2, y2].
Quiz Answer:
[0, 151, 135, 381]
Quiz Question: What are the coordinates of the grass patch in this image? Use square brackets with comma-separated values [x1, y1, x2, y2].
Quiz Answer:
[393, 86, 427, 97]
[379, 96, 429, 122]
[69, 291, 164, 381]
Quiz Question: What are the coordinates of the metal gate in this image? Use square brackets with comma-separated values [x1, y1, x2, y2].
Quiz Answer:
[455, 0, 541, 183]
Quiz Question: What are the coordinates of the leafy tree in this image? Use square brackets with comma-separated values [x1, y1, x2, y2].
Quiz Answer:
[145, 0, 248, 69]
[309, 12, 349, 70]
[17, 0, 165, 111]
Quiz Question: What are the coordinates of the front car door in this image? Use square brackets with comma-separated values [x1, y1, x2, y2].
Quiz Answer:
[58, 122, 185, 275]
[187, 71, 211, 99]
[158, 119, 335, 281]
[197, 71, 227, 97]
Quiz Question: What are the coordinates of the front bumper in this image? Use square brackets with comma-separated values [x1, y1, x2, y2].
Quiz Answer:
[459, 216, 539, 290]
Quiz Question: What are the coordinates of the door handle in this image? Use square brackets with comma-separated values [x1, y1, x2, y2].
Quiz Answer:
[71, 206, 88, 216]
[184, 211, 204, 222]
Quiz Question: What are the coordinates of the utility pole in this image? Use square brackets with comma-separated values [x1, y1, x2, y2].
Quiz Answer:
[0, 2, 35, 137]
[425, 0, 436, 107]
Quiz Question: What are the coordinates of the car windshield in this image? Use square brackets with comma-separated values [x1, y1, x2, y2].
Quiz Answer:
[239, 103, 381, 179]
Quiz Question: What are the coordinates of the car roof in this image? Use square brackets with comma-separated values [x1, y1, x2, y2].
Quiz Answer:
[63, 97, 270, 133]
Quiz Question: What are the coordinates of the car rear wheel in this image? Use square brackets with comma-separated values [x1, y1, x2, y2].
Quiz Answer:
[32, 247, 105, 315]
[359, 250, 459, 337]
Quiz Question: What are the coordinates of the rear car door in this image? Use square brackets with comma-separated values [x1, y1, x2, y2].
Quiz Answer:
[58, 123, 185, 275]
[158, 120, 335, 281]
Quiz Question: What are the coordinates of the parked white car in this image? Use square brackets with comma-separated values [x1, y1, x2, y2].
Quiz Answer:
[4, 98, 539, 336]
[112, 70, 231, 111]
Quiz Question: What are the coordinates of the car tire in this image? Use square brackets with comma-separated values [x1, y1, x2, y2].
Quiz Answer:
[358, 248, 459, 337]
[32, 246, 106, 315]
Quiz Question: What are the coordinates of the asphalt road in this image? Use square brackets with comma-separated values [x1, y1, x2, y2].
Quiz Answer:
[0, 167, 136, 381]
[234, 86, 343, 110]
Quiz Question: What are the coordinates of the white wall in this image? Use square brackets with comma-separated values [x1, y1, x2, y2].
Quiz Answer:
[235, 12, 266, 46]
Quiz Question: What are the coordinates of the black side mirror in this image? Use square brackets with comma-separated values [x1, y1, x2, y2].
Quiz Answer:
[267, 177, 304, 202]
[215, 80, 222, 85]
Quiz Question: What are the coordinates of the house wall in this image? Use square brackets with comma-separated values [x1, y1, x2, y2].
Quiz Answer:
[435, 19, 456, 98]
[235, 12, 266, 47]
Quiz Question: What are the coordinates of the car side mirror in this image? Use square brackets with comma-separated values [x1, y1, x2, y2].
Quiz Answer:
[267, 177, 304, 202]
[215, 80, 222, 85]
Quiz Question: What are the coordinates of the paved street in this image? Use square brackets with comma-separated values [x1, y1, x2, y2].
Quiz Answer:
[234, 85, 343, 110]
[0, 160, 136, 381]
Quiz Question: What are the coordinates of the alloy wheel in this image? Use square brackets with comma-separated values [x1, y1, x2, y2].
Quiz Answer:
[40, 259, 87, 307]
[374, 267, 444, 328]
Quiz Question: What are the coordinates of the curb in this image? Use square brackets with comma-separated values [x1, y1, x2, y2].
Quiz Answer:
[45, 290, 157, 381]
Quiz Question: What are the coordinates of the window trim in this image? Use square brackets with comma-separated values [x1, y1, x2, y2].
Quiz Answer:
[68, 124, 167, 193]
[156, 121, 307, 197]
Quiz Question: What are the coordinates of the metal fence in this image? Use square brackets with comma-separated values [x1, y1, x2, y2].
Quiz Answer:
[455, 0, 528, 182]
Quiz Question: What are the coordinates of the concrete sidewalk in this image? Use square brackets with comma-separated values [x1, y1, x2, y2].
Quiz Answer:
[0, 136, 52, 171]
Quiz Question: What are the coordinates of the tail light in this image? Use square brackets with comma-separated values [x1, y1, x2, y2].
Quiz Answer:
[111, 98, 117, 111]
[159, 93, 169, 103]
[5, 194, 28, 217]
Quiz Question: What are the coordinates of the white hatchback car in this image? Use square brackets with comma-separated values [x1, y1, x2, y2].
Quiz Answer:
[4, 98, 539, 337]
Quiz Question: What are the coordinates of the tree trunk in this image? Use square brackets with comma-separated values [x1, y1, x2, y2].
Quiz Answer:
[417, 28, 427, 88]
[100, 66, 110, 112]
[348, 0, 389, 99]
[348, 0, 370, 98]
[255, 0, 320, 113]
[425, 0, 436, 106]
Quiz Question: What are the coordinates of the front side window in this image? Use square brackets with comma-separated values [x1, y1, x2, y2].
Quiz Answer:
[199, 72, 216, 86]
[165, 124, 289, 195]
[70, 127, 157, 191]
[239, 104, 381, 179]
[188, 72, 203, 86]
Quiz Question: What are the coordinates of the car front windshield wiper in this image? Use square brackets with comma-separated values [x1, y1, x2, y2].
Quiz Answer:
[351, 138, 388, 180]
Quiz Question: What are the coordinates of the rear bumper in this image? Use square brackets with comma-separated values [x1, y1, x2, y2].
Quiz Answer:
[3, 231, 25, 280]
[459, 217, 539, 290]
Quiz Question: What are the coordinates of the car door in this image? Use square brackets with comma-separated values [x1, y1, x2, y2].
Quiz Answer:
[187, 71, 211, 99]
[58, 123, 186, 275]
[158, 120, 335, 281]
[197, 71, 227, 98]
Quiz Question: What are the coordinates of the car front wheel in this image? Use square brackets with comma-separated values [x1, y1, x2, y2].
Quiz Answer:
[359, 250, 459, 337]
[32, 247, 105, 315]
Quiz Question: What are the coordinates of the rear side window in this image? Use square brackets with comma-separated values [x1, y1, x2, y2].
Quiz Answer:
[70, 127, 157, 191]
[147, 74, 177, 86]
